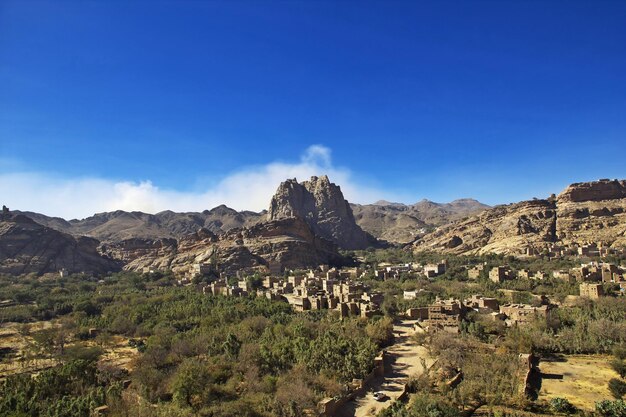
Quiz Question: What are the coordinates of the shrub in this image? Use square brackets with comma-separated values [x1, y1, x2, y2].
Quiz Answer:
[609, 378, 626, 400]
[611, 359, 626, 379]
[596, 399, 626, 417]
[613, 345, 626, 360]
[550, 397, 577, 414]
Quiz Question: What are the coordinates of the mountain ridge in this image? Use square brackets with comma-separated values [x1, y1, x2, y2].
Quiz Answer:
[411, 178, 626, 255]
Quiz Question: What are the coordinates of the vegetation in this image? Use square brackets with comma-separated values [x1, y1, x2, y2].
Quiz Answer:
[0, 272, 383, 416]
[1, 248, 625, 416]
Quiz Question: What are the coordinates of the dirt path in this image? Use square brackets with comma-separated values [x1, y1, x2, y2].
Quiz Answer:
[339, 320, 433, 417]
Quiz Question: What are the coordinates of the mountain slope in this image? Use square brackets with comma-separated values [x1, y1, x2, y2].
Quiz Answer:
[351, 198, 490, 244]
[14, 206, 264, 242]
[101, 217, 345, 275]
[0, 211, 120, 275]
[411, 179, 626, 255]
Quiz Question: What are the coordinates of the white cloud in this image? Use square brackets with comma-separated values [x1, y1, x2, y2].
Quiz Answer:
[0, 145, 401, 219]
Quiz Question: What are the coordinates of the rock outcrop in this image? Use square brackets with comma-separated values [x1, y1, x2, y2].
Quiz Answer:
[411, 199, 557, 255]
[558, 179, 626, 203]
[556, 179, 626, 247]
[411, 179, 626, 255]
[0, 211, 120, 275]
[101, 217, 345, 275]
[268, 176, 375, 249]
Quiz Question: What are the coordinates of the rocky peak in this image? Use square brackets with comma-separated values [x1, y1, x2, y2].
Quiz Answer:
[558, 179, 626, 203]
[268, 175, 374, 249]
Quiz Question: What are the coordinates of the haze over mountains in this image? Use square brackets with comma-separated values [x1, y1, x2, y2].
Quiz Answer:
[13, 193, 488, 245]
[2, 176, 626, 277]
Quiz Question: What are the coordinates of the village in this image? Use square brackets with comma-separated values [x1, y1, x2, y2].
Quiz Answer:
[156, 246, 626, 337]
[3, 242, 626, 417]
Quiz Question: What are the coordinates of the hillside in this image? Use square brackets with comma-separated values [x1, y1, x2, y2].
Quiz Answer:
[0, 211, 120, 275]
[14, 206, 264, 242]
[411, 179, 626, 255]
[351, 198, 490, 244]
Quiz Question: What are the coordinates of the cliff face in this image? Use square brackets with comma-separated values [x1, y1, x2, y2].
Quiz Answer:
[411, 199, 557, 255]
[557, 179, 626, 203]
[556, 179, 626, 247]
[268, 176, 375, 249]
[411, 179, 626, 255]
[101, 217, 344, 275]
[0, 213, 120, 275]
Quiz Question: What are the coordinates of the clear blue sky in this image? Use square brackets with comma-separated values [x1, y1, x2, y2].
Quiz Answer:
[1, 0, 625, 215]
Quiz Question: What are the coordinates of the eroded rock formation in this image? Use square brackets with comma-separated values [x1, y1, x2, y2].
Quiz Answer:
[268, 175, 375, 249]
[411, 179, 626, 255]
[101, 217, 344, 275]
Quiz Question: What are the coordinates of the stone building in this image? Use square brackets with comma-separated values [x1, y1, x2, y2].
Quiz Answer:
[424, 261, 447, 278]
[499, 304, 552, 326]
[467, 264, 484, 279]
[580, 282, 604, 299]
[489, 266, 510, 283]
[426, 298, 465, 332]
[465, 294, 499, 312]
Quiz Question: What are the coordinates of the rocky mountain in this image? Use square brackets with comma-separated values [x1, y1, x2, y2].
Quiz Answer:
[14, 206, 264, 242]
[7, 176, 625, 276]
[15, 181, 487, 247]
[556, 179, 626, 247]
[101, 217, 345, 275]
[0, 210, 120, 275]
[268, 175, 376, 249]
[411, 179, 626, 255]
[351, 198, 489, 244]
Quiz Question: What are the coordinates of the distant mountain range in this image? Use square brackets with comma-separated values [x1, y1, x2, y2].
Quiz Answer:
[13, 197, 488, 245]
[13, 205, 265, 242]
[351, 198, 490, 244]
[3, 176, 625, 277]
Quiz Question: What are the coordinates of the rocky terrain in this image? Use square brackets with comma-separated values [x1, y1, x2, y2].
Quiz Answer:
[268, 175, 376, 249]
[15, 184, 487, 246]
[351, 198, 489, 244]
[556, 179, 626, 247]
[3, 178, 626, 277]
[411, 179, 626, 255]
[2, 176, 361, 276]
[101, 217, 344, 276]
[0, 210, 120, 275]
[15, 206, 264, 242]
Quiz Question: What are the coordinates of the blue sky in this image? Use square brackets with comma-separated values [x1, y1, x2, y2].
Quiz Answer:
[1, 0, 625, 218]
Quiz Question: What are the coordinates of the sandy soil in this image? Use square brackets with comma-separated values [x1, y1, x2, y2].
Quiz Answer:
[339, 320, 434, 417]
[0, 321, 139, 378]
[98, 335, 139, 372]
[0, 321, 59, 378]
[538, 354, 620, 410]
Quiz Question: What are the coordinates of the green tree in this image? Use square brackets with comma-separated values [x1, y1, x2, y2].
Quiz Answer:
[223, 333, 242, 359]
[171, 359, 212, 409]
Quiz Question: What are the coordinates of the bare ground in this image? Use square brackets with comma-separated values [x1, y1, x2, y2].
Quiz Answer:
[0, 321, 139, 378]
[538, 354, 620, 410]
[339, 320, 434, 417]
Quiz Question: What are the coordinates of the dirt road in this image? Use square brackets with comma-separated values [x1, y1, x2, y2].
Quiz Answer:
[339, 320, 433, 417]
